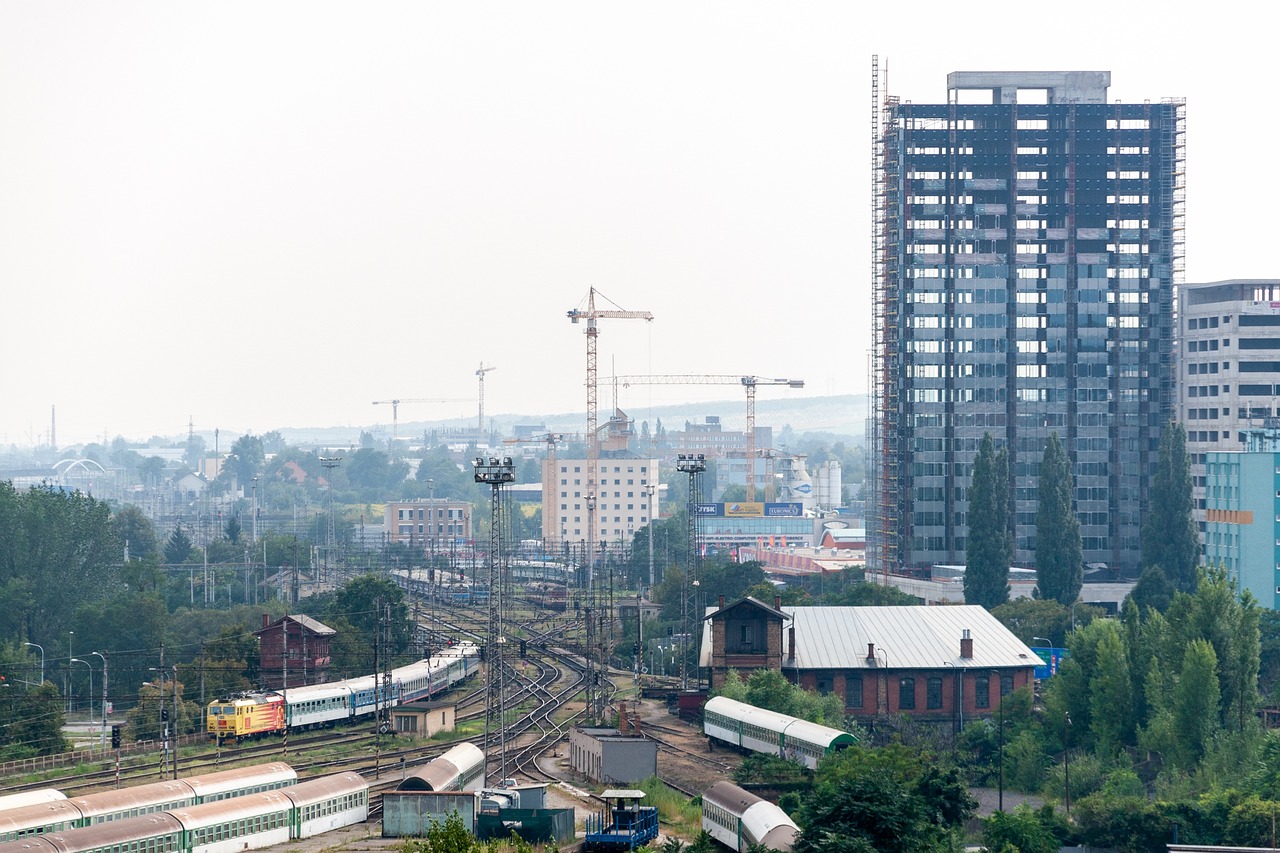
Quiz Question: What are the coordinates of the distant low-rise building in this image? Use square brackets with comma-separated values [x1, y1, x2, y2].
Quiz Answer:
[385, 499, 472, 551]
[255, 613, 335, 689]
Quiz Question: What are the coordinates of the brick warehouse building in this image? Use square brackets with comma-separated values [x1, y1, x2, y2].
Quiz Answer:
[255, 613, 335, 689]
[700, 597, 1040, 724]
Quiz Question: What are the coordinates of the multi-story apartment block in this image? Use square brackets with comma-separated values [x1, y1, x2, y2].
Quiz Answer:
[1180, 279, 1280, 528]
[542, 410, 659, 548]
[384, 499, 472, 550]
[1204, 427, 1280, 608]
[870, 70, 1185, 575]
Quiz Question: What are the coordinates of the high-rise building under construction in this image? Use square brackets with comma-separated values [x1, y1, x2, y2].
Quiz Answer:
[869, 70, 1185, 576]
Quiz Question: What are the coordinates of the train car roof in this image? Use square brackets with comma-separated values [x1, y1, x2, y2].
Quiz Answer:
[166, 791, 292, 829]
[35, 814, 183, 853]
[0, 801, 82, 836]
[397, 743, 484, 792]
[0, 788, 65, 814]
[0, 791, 66, 814]
[0, 836, 59, 853]
[782, 718, 857, 750]
[703, 696, 795, 735]
[280, 773, 367, 808]
[703, 781, 765, 813]
[181, 763, 296, 799]
[66, 779, 195, 820]
[280, 683, 352, 702]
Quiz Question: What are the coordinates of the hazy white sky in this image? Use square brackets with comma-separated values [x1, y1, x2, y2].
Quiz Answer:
[0, 2, 1269, 448]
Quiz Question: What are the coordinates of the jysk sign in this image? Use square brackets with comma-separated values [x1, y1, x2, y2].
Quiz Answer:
[695, 502, 804, 518]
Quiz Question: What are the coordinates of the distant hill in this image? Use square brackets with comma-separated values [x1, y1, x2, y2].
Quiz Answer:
[271, 394, 869, 449]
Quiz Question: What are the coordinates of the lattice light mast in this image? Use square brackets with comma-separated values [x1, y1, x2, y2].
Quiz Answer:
[676, 453, 706, 691]
[474, 455, 515, 785]
[319, 456, 342, 585]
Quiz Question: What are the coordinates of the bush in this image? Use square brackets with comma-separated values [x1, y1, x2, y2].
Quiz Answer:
[983, 806, 1058, 853]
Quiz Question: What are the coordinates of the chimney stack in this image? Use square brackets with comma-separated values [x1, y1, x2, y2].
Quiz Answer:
[789, 625, 797, 660]
[263, 613, 270, 629]
[718, 594, 725, 610]
[867, 642, 876, 660]
[960, 628, 973, 659]
[774, 595, 782, 610]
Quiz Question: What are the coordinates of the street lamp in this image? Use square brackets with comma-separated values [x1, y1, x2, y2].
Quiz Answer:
[67, 631, 74, 714]
[23, 642, 43, 685]
[70, 658, 91, 725]
[90, 651, 107, 754]
[1032, 636, 1051, 647]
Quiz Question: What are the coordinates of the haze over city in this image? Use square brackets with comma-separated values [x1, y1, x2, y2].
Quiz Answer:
[1, 2, 1269, 447]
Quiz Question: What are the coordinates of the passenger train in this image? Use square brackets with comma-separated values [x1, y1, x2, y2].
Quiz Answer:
[206, 642, 480, 742]
[702, 696, 856, 771]
[395, 742, 485, 793]
[701, 781, 798, 853]
[0, 773, 367, 853]
[0, 765, 297, 841]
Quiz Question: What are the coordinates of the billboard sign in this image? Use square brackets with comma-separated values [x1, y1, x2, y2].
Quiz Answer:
[695, 503, 723, 517]
[724, 502, 766, 517]
[764, 503, 804, 517]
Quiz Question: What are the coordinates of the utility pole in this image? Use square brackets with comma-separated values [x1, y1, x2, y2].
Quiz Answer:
[319, 456, 342, 585]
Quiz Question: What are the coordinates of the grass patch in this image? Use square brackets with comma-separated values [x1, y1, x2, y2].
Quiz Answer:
[632, 776, 701, 837]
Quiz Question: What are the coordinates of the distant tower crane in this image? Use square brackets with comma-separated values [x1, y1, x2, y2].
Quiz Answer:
[476, 363, 497, 437]
[567, 289, 653, 595]
[371, 398, 468, 441]
[610, 374, 804, 501]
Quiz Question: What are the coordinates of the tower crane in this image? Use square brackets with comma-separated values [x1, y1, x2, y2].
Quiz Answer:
[476, 363, 497, 437]
[568, 288, 652, 727]
[567, 289, 653, 592]
[371, 398, 468, 441]
[609, 374, 804, 501]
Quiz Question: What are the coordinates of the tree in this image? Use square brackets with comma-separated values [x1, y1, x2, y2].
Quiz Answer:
[225, 514, 242, 544]
[222, 433, 266, 488]
[1035, 433, 1083, 605]
[5, 681, 69, 756]
[1128, 565, 1175, 613]
[1141, 422, 1200, 593]
[113, 504, 158, 561]
[983, 806, 1061, 853]
[795, 745, 975, 853]
[966, 432, 1011, 608]
[165, 526, 193, 564]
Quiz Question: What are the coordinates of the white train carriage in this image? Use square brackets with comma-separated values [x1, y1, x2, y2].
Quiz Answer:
[0, 792, 65, 816]
[167, 790, 293, 853]
[391, 659, 437, 705]
[0, 800, 82, 841]
[182, 764, 297, 804]
[343, 674, 398, 719]
[7, 813, 185, 853]
[281, 773, 368, 839]
[396, 743, 485, 792]
[66, 780, 196, 826]
[703, 697, 855, 771]
[284, 683, 354, 729]
[703, 697, 794, 757]
[702, 782, 798, 853]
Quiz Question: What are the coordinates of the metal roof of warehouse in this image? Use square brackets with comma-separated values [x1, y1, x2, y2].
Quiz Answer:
[700, 603, 1043, 671]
